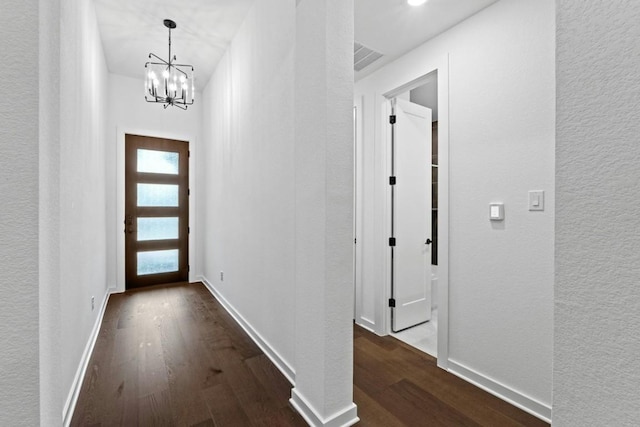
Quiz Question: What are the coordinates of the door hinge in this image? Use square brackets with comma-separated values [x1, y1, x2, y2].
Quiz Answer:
[188, 150, 191, 158]
[388, 298, 396, 308]
[389, 115, 396, 124]
[354, 238, 357, 244]
[188, 226, 191, 234]
[389, 237, 396, 247]
[389, 176, 396, 185]
[188, 188, 190, 196]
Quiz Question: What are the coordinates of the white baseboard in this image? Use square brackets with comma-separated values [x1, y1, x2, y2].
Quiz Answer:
[447, 360, 552, 423]
[199, 276, 296, 384]
[62, 287, 115, 426]
[290, 388, 359, 427]
[355, 316, 376, 333]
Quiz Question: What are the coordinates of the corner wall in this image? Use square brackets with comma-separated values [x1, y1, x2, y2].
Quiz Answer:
[555, 2, 640, 424]
[355, 0, 554, 418]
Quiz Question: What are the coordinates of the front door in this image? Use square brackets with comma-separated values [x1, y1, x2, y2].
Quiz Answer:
[125, 134, 189, 289]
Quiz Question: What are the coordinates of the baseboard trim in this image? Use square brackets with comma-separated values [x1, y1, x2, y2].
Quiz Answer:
[290, 388, 359, 427]
[447, 360, 552, 423]
[355, 316, 376, 333]
[62, 287, 115, 426]
[199, 276, 296, 384]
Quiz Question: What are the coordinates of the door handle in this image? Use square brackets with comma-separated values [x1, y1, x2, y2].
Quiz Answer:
[125, 215, 134, 234]
[425, 238, 432, 245]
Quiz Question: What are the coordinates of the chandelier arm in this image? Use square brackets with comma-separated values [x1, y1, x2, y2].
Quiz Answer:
[171, 67, 189, 78]
[148, 54, 169, 65]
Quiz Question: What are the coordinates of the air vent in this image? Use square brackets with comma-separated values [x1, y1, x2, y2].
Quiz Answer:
[354, 42, 383, 72]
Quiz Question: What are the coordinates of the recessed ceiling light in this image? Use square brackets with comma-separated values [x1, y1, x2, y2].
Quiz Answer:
[408, 0, 427, 6]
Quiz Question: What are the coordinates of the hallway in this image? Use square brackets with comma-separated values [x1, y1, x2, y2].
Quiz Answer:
[71, 282, 547, 426]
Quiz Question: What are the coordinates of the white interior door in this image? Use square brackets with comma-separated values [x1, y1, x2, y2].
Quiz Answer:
[391, 98, 432, 332]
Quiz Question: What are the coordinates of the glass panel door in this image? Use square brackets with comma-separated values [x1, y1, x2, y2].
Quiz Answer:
[125, 134, 189, 289]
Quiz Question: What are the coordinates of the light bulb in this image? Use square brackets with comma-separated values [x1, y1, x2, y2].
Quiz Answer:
[407, 0, 427, 6]
[162, 70, 170, 79]
[180, 75, 186, 83]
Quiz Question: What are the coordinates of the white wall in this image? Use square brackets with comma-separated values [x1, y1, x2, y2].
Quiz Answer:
[201, 0, 356, 424]
[355, 0, 554, 418]
[555, 2, 640, 425]
[201, 0, 297, 378]
[0, 0, 40, 424]
[105, 74, 202, 293]
[58, 0, 111, 420]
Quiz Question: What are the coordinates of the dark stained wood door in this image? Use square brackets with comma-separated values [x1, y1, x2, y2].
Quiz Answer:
[125, 134, 189, 289]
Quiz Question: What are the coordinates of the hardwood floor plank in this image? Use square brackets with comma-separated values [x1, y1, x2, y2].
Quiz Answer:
[202, 382, 252, 427]
[245, 354, 292, 409]
[353, 385, 405, 427]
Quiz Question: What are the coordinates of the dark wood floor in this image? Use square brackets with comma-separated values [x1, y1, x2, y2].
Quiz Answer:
[71, 282, 305, 427]
[353, 326, 549, 427]
[72, 282, 548, 426]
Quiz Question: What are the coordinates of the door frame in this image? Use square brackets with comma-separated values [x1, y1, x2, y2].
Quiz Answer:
[116, 127, 198, 293]
[379, 55, 449, 369]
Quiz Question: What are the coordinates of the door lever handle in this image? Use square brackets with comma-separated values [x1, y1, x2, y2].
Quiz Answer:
[425, 238, 432, 245]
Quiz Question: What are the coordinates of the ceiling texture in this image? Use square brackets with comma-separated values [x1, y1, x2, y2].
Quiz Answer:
[93, 0, 499, 89]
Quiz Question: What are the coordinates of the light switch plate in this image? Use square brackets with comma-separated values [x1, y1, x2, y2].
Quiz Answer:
[489, 203, 504, 221]
[529, 191, 544, 211]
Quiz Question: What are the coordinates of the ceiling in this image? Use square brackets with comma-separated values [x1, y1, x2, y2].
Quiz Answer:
[354, 0, 499, 78]
[93, 0, 499, 90]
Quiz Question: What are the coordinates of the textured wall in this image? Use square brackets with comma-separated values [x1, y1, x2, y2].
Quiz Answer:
[292, 0, 356, 423]
[555, 2, 640, 425]
[0, 0, 40, 424]
[355, 0, 555, 411]
[39, 0, 62, 424]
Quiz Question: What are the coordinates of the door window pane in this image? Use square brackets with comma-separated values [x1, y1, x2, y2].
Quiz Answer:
[137, 149, 179, 175]
[137, 217, 179, 241]
[137, 249, 179, 275]
[137, 184, 179, 207]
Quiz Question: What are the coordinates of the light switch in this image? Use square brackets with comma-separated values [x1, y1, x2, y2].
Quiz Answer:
[489, 203, 504, 221]
[529, 191, 544, 211]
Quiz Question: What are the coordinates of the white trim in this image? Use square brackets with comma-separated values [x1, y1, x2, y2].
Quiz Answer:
[115, 127, 198, 293]
[375, 54, 450, 370]
[62, 288, 115, 426]
[290, 388, 359, 427]
[448, 360, 552, 423]
[199, 276, 296, 384]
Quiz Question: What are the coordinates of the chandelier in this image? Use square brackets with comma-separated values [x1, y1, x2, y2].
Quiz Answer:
[145, 19, 194, 110]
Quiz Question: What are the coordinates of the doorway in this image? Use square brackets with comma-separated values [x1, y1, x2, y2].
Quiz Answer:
[124, 134, 189, 289]
[353, 59, 449, 368]
[388, 79, 439, 357]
